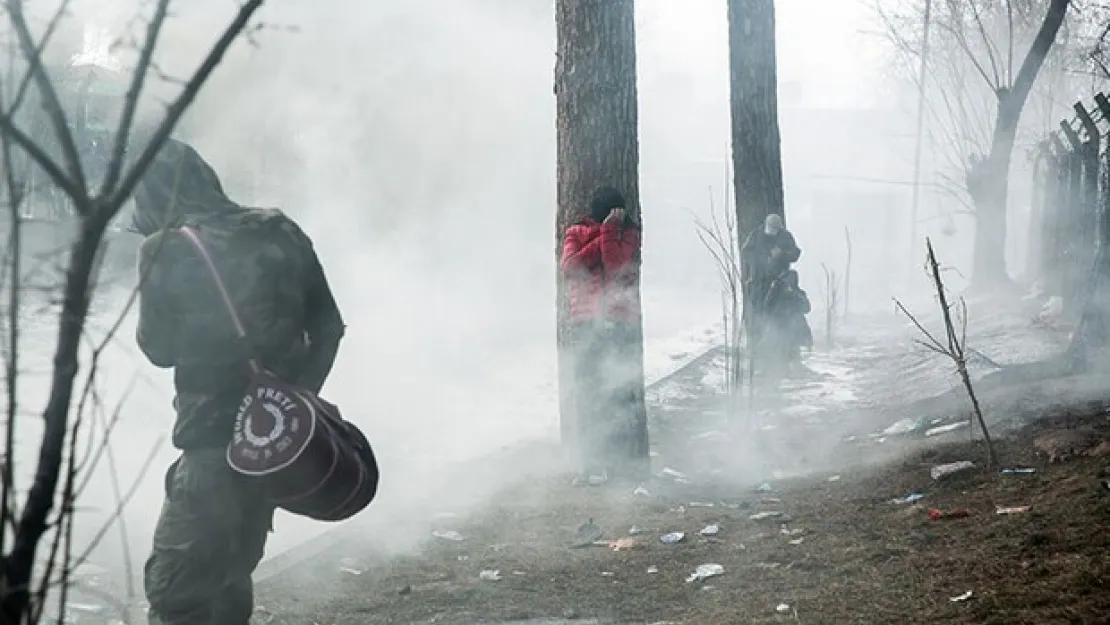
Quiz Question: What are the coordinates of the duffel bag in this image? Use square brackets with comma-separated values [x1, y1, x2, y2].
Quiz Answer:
[179, 225, 379, 521]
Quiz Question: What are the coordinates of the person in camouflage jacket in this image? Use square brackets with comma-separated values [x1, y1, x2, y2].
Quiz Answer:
[132, 138, 346, 625]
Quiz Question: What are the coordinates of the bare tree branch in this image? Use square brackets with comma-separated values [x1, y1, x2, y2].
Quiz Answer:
[4, 0, 88, 201]
[6, 0, 73, 116]
[103, 0, 267, 209]
[101, 0, 173, 195]
[1, 0, 268, 619]
[897, 239, 997, 466]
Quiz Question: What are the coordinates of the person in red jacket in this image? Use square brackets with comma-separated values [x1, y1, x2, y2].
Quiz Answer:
[561, 185, 642, 484]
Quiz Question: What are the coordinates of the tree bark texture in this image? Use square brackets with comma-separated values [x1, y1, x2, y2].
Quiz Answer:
[727, 0, 785, 243]
[968, 0, 1069, 288]
[728, 0, 786, 354]
[554, 0, 648, 474]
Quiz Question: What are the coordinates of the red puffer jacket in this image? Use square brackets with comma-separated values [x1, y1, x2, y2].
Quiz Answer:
[561, 218, 641, 324]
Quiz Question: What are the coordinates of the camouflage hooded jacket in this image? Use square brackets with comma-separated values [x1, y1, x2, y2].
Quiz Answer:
[134, 139, 346, 450]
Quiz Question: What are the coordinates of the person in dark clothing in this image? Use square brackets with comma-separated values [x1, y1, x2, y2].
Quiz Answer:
[762, 269, 813, 369]
[561, 185, 643, 484]
[133, 138, 346, 625]
[740, 213, 801, 348]
[740, 213, 801, 297]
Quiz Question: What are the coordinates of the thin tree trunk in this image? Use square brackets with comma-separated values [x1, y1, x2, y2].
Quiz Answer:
[554, 0, 648, 477]
[969, 0, 1069, 289]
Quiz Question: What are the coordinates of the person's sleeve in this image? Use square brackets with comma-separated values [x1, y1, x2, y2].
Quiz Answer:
[296, 236, 346, 394]
[561, 225, 602, 274]
[782, 231, 801, 263]
[135, 232, 178, 368]
[599, 222, 639, 273]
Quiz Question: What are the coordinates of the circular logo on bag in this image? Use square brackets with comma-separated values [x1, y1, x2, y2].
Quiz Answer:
[228, 383, 315, 475]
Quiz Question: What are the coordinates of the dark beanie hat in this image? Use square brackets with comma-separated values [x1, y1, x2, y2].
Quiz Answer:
[589, 186, 625, 221]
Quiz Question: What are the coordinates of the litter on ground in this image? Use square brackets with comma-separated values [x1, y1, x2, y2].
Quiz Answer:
[931, 461, 975, 480]
[686, 563, 725, 583]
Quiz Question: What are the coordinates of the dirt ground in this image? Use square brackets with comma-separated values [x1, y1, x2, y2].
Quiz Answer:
[255, 351, 1110, 625]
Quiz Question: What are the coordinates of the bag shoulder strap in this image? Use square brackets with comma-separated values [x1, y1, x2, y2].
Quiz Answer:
[178, 225, 247, 340]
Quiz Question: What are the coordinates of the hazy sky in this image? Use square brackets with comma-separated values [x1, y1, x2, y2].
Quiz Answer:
[642, 0, 886, 109]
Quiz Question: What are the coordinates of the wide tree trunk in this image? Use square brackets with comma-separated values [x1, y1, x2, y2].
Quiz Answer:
[554, 0, 648, 476]
[727, 0, 785, 242]
[968, 113, 1017, 289]
[968, 0, 1069, 290]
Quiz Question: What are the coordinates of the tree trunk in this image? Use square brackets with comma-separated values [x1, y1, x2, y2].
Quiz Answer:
[968, 0, 1069, 290]
[727, 0, 785, 242]
[728, 0, 785, 354]
[554, 0, 648, 476]
[968, 110, 1017, 288]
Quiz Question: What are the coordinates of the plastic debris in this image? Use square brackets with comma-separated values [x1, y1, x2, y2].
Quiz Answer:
[608, 537, 639, 551]
[827, 475, 842, 482]
[749, 511, 785, 521]
[756, 482, 774, 492]
[633, 485, 651, 497]
[700, 524, 720, 536]
[601, 571, 614, 577]
[928, 507, 971, 521]
[775, 603, 792, 614]
[660, 467, 689, 482]
[788, 537, 804, 545]
[685, 563, 725, 583]
[780, 527, 804, 536]
[646, 565, 659, 574]
[660, 531, 686, 544]
[950, 590, 974, 602]
[890, 493, 925, 505]
[996, 505, 1031, 515]
[628, 525, 645, 535]
[931, 461, 975, 480]
[339, 557, 364, 575]
[479, 570, 502, 582]
[1001, 467, 1037, 475]
[883, 417, 924, 436]
[926, 422, 969, 437]
[431, 530, 464, 542]
[688, 501, 715, 508]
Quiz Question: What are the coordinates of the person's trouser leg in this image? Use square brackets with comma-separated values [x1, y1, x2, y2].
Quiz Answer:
[571, 322, 605, 477]
[144, 449, 272, 625]
[604, 322, 648, 479]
